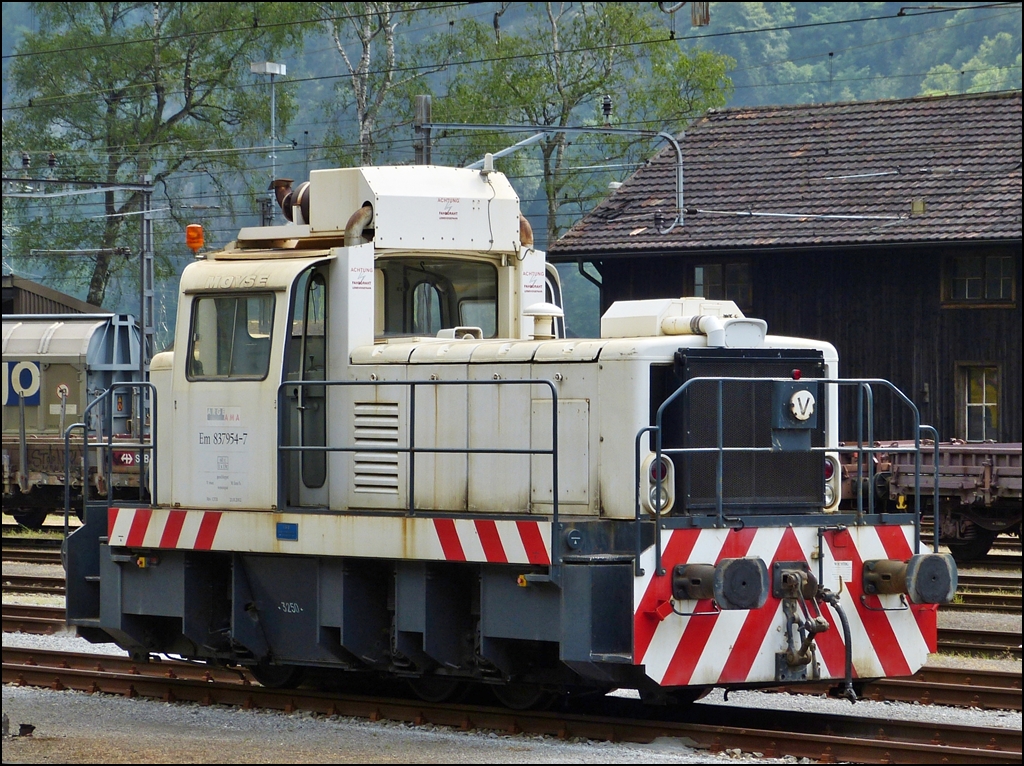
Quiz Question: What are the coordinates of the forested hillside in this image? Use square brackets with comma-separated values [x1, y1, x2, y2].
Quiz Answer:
[701, 2, 1020, 106]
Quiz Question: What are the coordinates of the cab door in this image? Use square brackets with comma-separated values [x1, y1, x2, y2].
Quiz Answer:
[283, 267, 329, 507]
[176, 291, 279, 509]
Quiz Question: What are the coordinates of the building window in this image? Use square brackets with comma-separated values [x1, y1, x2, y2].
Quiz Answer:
[959, 365, 1000, 442]
[694, 262, 751, 311]
[944, 254, 1015, 305]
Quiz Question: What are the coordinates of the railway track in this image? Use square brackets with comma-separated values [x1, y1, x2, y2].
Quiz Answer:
[2, 534, 63, 565]
[779, 664, 1023, 712]
[938, 628, 1023, 659]
[945, 591, 1022, 613]
[3, 603, 1020, 713]
[2, 646, 1019, 764]
[2, 604, 69, 635]
[2, 548, 62, 565]
[2, 573, 66, 596]
[969, 552, 1024, 573]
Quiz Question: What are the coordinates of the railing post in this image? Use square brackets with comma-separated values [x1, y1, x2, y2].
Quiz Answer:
[63, 422, 86, 538]
[863, 383, 875, 518]
[634, 427, 657, 577]
[919, 424, 940, 554]
[855, 384, 865, 524]
[716, 380, 724, 529]
[550, 379, 560, 582]
[408, 382, 417, 516]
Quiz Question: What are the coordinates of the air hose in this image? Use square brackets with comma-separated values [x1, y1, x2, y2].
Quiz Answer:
[818, 588, 857, 703]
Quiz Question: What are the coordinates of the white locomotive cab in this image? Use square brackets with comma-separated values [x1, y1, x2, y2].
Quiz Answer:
[166, 257, 312, 510]
[156, 164, 844, 520]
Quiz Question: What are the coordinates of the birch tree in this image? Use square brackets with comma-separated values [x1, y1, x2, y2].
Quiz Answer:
[319, 2, 446, 165]
[433, 2, 734, 246]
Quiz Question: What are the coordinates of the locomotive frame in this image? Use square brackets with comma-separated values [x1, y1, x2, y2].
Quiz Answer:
[62, 164, 957, 708]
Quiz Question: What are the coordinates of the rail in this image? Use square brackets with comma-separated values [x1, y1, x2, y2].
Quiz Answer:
[62, 382, 157, 536]
[277, 378, 561, 576]
[634, 377, 941, 577]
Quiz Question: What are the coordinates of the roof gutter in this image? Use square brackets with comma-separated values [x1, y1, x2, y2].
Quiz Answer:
[548, 236, 1023, 262]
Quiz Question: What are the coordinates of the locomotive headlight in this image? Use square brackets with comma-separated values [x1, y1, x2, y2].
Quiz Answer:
[641, 453, 675, 514]
[823, 454, 840, 511]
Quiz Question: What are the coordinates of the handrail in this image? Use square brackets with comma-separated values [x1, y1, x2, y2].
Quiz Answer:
[277, 378, 561, 577]
[919, 425, 942, 554]
[62, 422, 87, 541]
[62, 382, 157, 533]
[634, 426, 658, 577]
[638, 376, 929, 577]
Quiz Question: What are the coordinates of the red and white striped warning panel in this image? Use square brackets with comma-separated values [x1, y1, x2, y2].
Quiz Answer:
[633, 525, 936, 686]
[106, 507, 551, 566]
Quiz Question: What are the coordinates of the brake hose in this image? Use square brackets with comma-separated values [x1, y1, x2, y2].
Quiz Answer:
[818, 588, 857, 703]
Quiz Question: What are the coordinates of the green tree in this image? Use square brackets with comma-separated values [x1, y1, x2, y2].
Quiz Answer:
[430, 2, 734, 246]
[318, 2, 448, 166]
[919, 63, 964, 95]
[962, 32, 1023, 92]
[4, 2, 305, 308]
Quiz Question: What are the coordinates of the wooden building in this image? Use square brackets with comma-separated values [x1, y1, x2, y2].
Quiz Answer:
[548, 90, 1022, 444]
[2, 274, 105, 315]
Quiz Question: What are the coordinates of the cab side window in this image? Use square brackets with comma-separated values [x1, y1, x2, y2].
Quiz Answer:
[187, 294, 275, 380]
[377, 259, 497, 338]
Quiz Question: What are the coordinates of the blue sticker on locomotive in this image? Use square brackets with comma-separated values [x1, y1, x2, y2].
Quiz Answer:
[276, 522, 299, 541]
[2, 361, 42, 406]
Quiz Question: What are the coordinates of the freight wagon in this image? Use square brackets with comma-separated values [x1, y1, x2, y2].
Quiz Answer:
[2, 313, 144, 528]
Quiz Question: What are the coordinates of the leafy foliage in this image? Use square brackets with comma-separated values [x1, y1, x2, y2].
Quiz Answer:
[428, 2, 734, 247]
[709, 2, 1021, 106]
[4, 2, 306, 308]
[2, 2, 1019, 340]
[317, 2, 449, 166]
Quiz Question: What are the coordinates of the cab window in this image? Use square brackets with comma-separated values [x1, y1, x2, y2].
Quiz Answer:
[377, 259, 497, 338]
[187, 293, 275, 379]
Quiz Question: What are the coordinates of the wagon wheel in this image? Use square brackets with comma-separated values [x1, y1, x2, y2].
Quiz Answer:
[12, 509, 51, 531]
[946, 527, 998, 565]
[250, 660, 305, 689]
[408, 675, 467, 703]
[491, 681, 555, 710]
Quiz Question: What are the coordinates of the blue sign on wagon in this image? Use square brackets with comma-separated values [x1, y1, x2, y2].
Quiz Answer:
[3, 361, 42, 406]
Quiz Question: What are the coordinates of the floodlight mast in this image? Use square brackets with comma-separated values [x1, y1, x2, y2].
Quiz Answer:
[251, 61, 286, 225]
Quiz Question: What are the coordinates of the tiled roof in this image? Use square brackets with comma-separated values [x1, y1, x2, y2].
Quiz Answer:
[549, 90, 1022, 258]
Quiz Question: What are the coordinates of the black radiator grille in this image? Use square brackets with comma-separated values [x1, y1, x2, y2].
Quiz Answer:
[651, 349, 826, 514]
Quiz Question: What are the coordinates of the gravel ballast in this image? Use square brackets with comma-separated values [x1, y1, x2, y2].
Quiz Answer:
[3, 626, 1020, 764]
[3, 549, 1020, 763]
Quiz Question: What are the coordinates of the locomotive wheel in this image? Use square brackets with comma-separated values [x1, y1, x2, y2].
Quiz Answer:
[946, 527, 998, 564]
[12, 509, 51, 530]
[250, 660, 305, 689]
[408, 675, 467, 703]
[490, 681, 555, 710]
